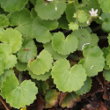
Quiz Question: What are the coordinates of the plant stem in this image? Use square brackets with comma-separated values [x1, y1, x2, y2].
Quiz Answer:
[0, 96, 10, 110]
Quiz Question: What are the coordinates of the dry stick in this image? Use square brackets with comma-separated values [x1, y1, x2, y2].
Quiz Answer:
[0, 96, 10, 110]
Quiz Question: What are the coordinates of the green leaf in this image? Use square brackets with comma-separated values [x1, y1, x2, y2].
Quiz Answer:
[0, 14, 9, 27]
[51, 59, 87, 92]
[28, 50, 53, 75]
[5, 54, 17, 69]
[0, 70, 19, 98]
[76, 78, 92, 95]
[0, 57, 5, 75]
[106, 53, 110, 68]
[15, 62, 27, 71]
[98, 0, 110, 13]
[0, 43, 17, 75]
[83, 45, 103, 57]
[6, 80, 38, 109]
[0, 43, 12, 55]
[17, 39, 37, 63]
[83, 56, 105, 77]
[44, 42, 67, 60]
[58, 14, 68, 29]
[0, 28, 22, 53]
[74, 10, 89, 23]
[82, 46, 105, 77]
[103, 70, 110, 81]
[65, 3, 76, 22]
[8, 9, 31, 27]
[29, 71, 51, 81]
[68, 22, 79, 31]
[52, 32, 78, 55]
[0, 70, 38, 108]
[102, 47, 110, 58]
[107, 34, 110, 45]
[0, 0, 28, 12]
[83, 0, 100, 11]
[9, 10, 52, 43]
[73, 29, 98, 50]
[35, 0, 66, 20]
[101, 13, 110, 32]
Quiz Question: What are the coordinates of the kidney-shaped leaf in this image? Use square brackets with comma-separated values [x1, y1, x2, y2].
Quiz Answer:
[28, 50, 53, 75]
[52, 32, 78, 55]
[51, 59, 87, 92]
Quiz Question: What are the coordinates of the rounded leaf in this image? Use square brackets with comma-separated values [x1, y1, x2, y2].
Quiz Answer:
[0, 28, 22, 53]
[28, 50, 53, 75]
[35, 0, 66, 20]
[51, 59, 87, 92]
[52, 32, 78, 55]
[6, 80, 38, 109]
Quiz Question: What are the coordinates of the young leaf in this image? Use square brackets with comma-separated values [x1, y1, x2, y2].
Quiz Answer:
[52, 32, 78, 55]
[28, 50, 53, 75]
[35, 0, 66, 20]
[74, 10, 89, 23]
[51, 59, 87, 92]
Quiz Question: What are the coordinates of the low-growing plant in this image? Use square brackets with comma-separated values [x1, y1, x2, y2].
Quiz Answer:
[0, 0, 110, 109]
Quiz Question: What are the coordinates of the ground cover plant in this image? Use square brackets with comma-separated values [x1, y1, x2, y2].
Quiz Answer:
[0, 0, 110, 110]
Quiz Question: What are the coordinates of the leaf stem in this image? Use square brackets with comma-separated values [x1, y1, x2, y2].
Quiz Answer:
[0, 96, 10, 110]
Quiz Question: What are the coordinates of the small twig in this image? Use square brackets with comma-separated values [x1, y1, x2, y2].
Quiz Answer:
[0, 96, 10, 110]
